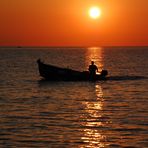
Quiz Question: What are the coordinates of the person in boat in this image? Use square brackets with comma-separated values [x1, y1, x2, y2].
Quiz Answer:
[88, 61, 98, 80]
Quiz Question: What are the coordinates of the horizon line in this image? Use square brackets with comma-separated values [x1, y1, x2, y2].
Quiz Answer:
[0, 45, 148, 48]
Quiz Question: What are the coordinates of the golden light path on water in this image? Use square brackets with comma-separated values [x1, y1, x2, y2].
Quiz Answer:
[80, 47, 107, 147]
[85, 47, 103, 72]
[80, 85, 106, 148]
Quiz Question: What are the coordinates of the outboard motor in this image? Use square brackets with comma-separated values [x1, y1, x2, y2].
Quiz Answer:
[100, 70, 108, 77]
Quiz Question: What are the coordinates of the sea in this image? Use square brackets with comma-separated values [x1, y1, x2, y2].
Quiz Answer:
[0, 46, 148, 148]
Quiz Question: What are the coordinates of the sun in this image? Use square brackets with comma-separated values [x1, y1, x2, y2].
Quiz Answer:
[89, 7, 101, 19]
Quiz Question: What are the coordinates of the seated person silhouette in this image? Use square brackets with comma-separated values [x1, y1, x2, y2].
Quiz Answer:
[89, 61, 98, 80]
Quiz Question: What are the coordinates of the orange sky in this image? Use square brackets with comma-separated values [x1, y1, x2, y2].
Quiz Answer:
[0, 0, 148, 46]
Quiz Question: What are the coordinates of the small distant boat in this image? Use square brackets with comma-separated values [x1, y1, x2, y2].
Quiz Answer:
[37, 59, 108, 81]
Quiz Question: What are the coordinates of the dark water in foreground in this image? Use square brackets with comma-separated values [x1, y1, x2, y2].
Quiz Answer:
[0, 47, 148, 147]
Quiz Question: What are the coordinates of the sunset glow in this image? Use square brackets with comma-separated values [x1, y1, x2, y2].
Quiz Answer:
[0, 0, 148, 46]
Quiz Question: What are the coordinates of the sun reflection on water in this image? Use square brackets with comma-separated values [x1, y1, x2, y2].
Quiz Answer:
[81, 129, 106, 148]
[79, 47, 108, 147]
[80, 84, 107, 148]
[85, 47, 103, 70]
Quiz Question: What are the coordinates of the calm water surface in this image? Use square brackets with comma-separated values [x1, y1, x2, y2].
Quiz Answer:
[0, 47, 148, 147]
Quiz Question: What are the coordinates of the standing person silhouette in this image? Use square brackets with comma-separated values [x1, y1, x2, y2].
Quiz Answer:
[88, 61, 98, 80]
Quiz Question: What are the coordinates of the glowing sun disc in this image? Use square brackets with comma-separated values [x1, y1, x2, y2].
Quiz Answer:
[89, 7, 101, 19]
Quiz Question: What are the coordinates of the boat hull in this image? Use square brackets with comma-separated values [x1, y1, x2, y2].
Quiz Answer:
[37, 59, 108, 81]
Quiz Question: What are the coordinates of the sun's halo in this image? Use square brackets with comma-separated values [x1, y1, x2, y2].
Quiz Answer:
[89, 7, 101, 19]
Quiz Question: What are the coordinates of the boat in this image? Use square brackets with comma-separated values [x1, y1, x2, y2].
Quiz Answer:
[37, 59, 108, 81]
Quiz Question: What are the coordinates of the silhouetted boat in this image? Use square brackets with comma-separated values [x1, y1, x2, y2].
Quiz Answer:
[37, 59, 108, 81]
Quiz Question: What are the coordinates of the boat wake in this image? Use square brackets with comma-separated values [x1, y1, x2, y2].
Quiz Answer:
[108, 75, 147, 81]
